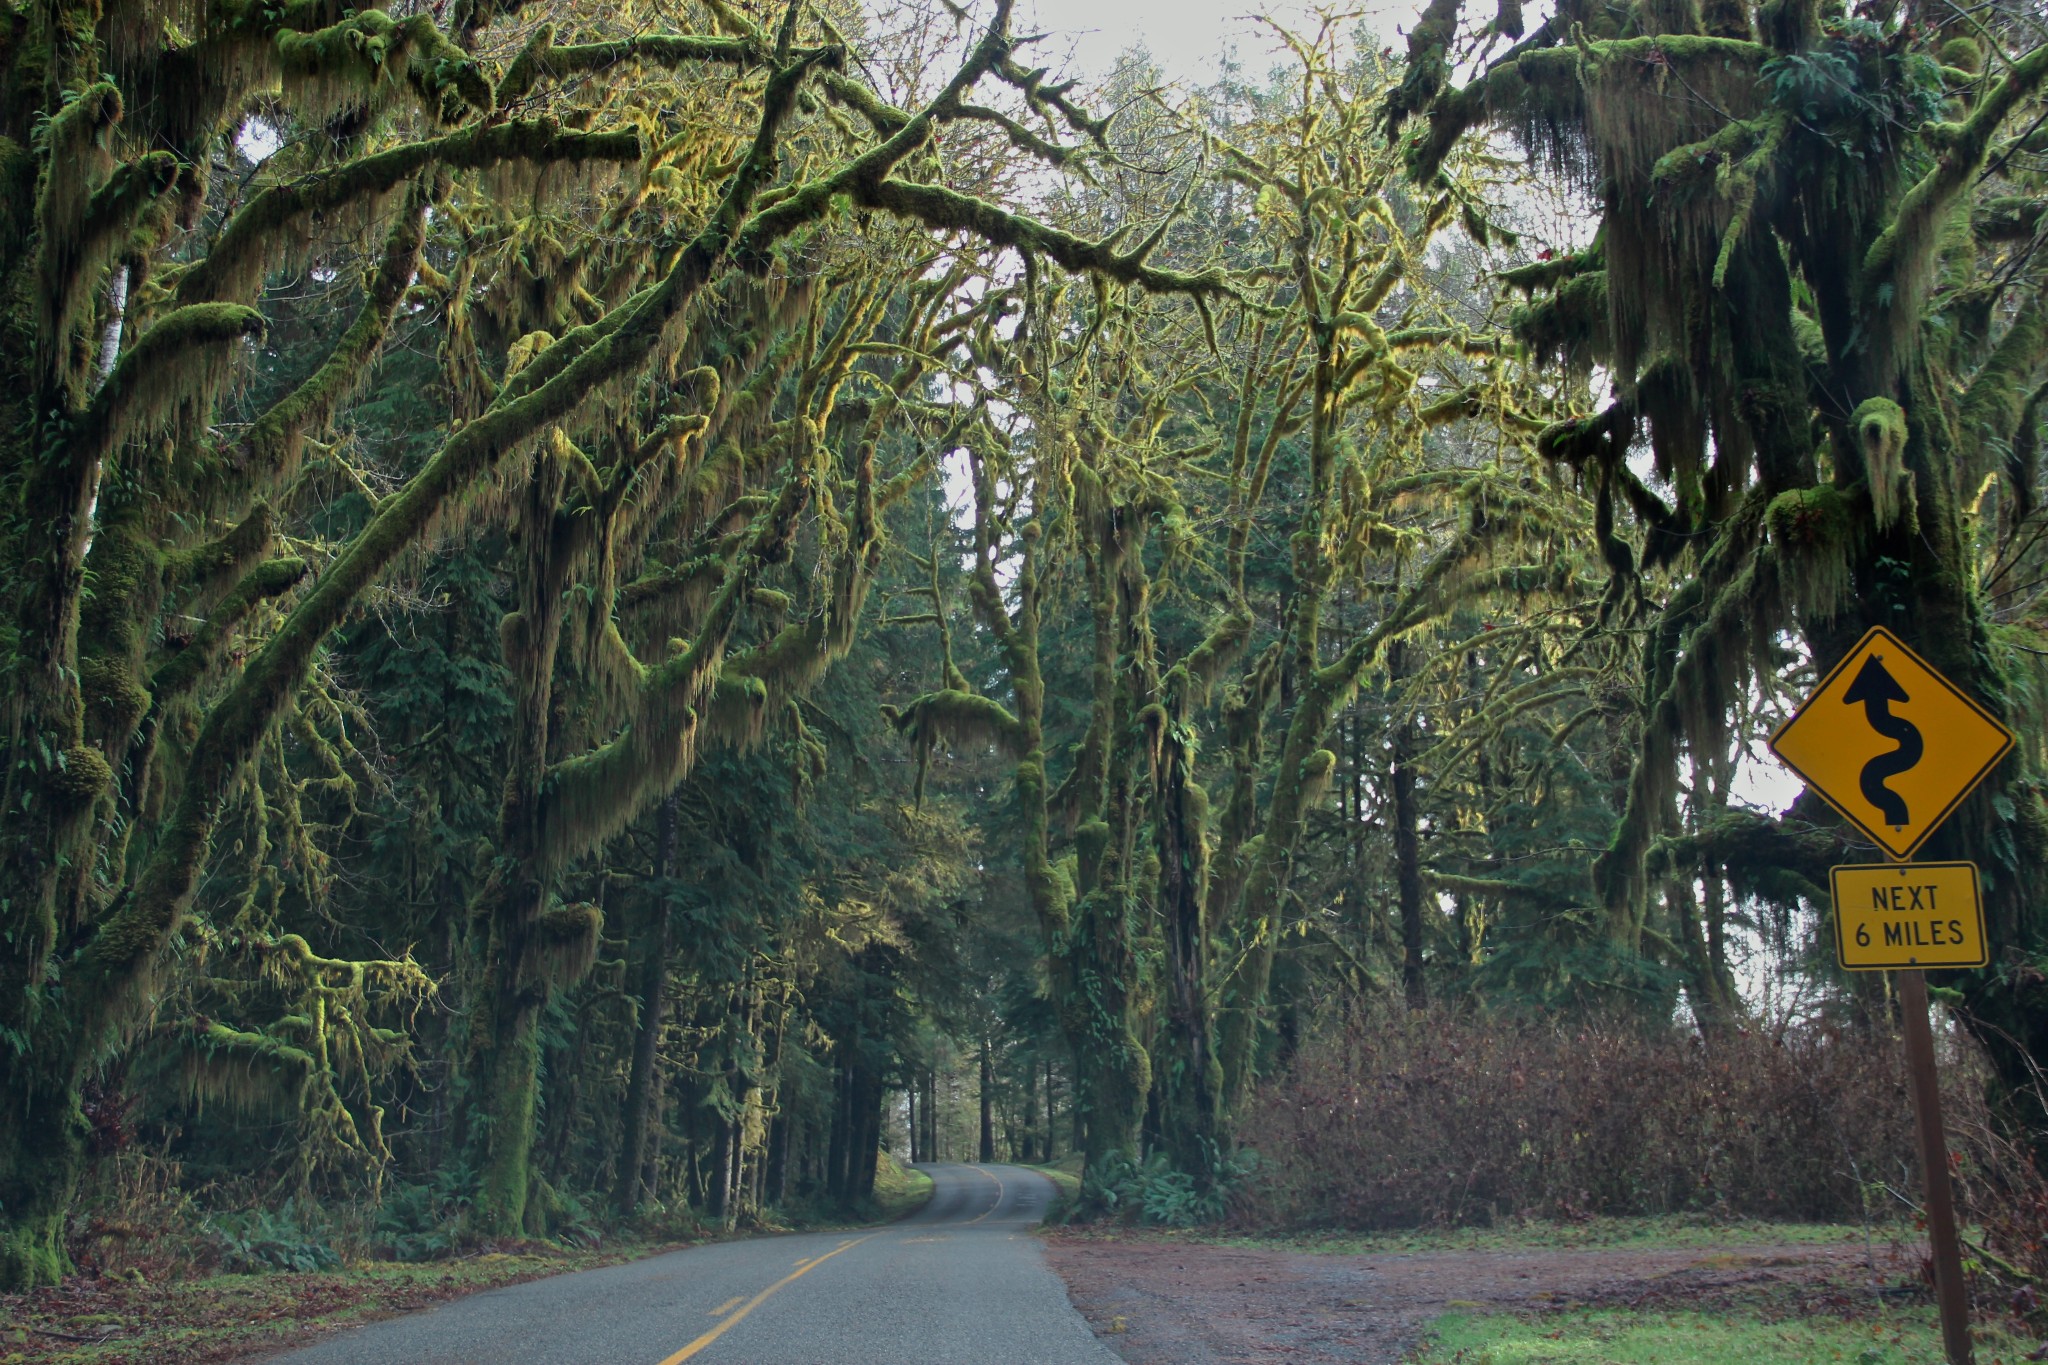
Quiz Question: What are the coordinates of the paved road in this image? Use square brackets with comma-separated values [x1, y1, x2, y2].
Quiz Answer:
[264, 1163, 1118, 1365]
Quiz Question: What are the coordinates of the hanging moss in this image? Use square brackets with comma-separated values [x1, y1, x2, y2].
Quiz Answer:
[522, 902, 601, 991]
[1298, 749, 1337, 809]
[884, 689, 1026, 758]
[1499, 245, 1601, 295]
[81, 303, 265, 464]
[1167, 609, 1254, 713]
[705, 673, 769, 749]
[1596, 494, 1777, 939]
[79, 656, 150, 736]
[1387, 0, 1464, 134]
[1510, 269, 1610, 372]
[183, 1022, 315, 1118]
[31, 85, 121, 316]
[178, 121, 641, 307]
[1765, 484, 1857, 619]
[1861, 42, 2048, 374]
[1849, 396, 1913, 532]
[277, 10, 490, 124]
[43, 149, 178, 394]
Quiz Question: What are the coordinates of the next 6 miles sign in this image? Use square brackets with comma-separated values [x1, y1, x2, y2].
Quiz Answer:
[1828, 862, 1986, 971]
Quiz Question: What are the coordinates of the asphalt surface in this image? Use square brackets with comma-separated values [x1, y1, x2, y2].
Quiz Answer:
[262, 1163, 1120, 1365]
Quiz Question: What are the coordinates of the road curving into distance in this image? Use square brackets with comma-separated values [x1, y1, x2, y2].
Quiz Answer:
[262, 1163, 1118, 1365]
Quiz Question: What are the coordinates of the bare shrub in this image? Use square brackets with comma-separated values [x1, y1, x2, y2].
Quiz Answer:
[1232, 1004, 1995, 1230]
[1949, 1066, 2048, 1320]
[67, 1144, 209, 1281]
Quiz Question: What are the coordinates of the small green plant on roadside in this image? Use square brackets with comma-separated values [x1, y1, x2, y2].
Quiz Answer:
[1086, 1147, 1261, 1226]
[202, 1200, 341, 1274]
[371, 1173, 474, 1262]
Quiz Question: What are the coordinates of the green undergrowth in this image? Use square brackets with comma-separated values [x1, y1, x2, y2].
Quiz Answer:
[871, 1151, 935, 1223]
[1407, 1307, 2035, 1364]
[1207, 1214, 1896, 1256]
[1027, 1154, 1085, 1222]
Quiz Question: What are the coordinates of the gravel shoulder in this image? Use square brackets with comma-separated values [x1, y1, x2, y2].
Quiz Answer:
[1041, 1226, 1926, 1364]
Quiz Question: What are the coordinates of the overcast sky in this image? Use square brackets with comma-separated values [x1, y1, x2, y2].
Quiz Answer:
[1015, 0, 1409, 81]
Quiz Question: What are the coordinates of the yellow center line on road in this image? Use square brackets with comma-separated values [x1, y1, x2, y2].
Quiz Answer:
[655, 1233, 879, 1364]
[705, 1297, 743, 1317]
[966, 1164, 1006, 1224]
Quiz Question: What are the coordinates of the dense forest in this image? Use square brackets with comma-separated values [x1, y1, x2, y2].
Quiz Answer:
[2, 0, 2046, 1310]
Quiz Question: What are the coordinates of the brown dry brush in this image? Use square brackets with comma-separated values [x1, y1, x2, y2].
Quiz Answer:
[1236, 1005, 1963, 1228]
[1240, 1005, 2048, 1320]
[1949, 1063, 2048, 1309]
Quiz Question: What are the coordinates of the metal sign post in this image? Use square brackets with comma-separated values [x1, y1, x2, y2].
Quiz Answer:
[1897, 967, 1975, 1365]
[1767, 626, 2015, 1365]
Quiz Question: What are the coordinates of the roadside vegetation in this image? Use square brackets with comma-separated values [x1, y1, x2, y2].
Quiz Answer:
[2, 1246, 663, 1365]
[1412, 1309, 2038, 1365]
[869, 1153, 935, 1224]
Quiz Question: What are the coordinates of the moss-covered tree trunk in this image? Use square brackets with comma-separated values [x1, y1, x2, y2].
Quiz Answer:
[0, 1065, 85, 1286]
[1216, 323, 1348, 1106]
[1889, 360, 2048, 1145]
[466, 443, 592, 1237]
[1152, 695, 1226, 1179]
[1388, 643, 1429, 1011]
[978, 1038, 996, 1163]
[1064, 510, 1158, 1172]
[617, 794, 677, 1213]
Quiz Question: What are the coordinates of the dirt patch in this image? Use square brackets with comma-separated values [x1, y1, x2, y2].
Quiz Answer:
[1040, 1228, 1926, 1364]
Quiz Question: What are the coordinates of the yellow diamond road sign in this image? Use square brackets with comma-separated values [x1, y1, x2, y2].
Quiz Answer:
[1769, 626, 2014, 860]
[1829, 862, 1987, 971]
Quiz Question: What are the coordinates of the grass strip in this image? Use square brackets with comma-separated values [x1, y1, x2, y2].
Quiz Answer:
[1408, 1306, 2036, 1364]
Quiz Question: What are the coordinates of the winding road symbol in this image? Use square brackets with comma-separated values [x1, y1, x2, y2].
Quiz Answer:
[1842, 654, 1922, 829]
[1767, 625, 2015, 860]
